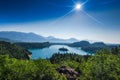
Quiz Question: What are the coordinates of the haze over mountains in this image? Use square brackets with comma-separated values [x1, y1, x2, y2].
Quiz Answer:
[0, 31, 78, 43]
[0, 31, 119, 54]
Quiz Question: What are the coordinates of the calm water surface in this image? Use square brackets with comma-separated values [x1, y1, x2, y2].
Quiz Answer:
[29, 45, 90, 59]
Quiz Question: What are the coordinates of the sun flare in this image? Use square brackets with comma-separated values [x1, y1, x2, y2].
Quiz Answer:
[75, 3, 82, 10]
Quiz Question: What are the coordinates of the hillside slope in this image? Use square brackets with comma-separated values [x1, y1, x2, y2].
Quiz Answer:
[0, 41, 31, 59]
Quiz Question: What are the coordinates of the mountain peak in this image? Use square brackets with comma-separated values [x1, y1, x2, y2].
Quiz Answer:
[46, 36, 55, 39]
[0, 31, 79, 43]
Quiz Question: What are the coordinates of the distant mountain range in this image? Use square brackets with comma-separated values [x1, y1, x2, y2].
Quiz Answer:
[0, 31, 119, 53]
[0, 31, 78, 43]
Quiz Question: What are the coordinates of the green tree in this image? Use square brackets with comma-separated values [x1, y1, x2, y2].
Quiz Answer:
[81, 50, 120, 80]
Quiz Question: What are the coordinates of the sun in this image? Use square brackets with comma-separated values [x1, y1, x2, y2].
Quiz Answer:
[75, 3, 82, 10]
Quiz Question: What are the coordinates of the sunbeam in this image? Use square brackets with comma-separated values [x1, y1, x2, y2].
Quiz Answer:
[49, 9, 74, 25]
[49, 0, 89, 25]
[49, 0, 104, 25]
[71, 0, 76, 4]
[81, 10, 104, 25]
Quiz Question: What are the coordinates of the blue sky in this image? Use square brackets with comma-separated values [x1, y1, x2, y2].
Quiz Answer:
[0, 0, 120, 43]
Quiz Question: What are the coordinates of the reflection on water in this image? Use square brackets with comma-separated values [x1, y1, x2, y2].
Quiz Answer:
[29, 45, 90, 59]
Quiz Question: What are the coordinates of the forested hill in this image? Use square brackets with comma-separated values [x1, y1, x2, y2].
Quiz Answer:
[15, 42, 50, 49]
[68, 41, 107, 47]
[68, 41, 117, 53]
[0, 41, 31, 60]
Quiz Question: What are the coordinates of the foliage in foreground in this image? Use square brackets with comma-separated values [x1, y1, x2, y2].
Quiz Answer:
[0, 55, 66, 80]
[50, 48, 120, 80]
[0, 46, 120, 80]
[80, 50, 120, 80]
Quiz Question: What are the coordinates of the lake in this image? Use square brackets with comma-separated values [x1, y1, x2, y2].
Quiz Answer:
[29, 45, 90, 59]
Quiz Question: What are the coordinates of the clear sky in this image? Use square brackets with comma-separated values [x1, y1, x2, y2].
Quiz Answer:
[0, 0, 120, 43]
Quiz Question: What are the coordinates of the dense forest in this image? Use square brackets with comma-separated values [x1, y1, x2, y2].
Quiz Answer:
[0, 41, 120, 80]
[15, 42, 50, 49]
[68, 41, 116, 53]
[0, 41, 31, 60]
